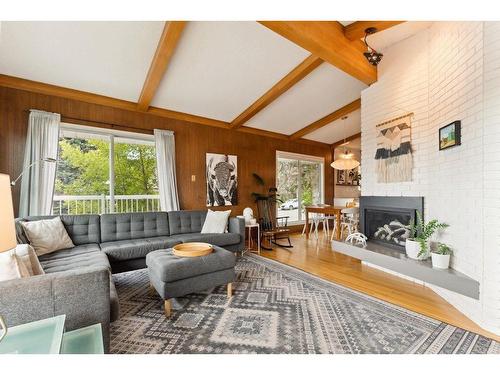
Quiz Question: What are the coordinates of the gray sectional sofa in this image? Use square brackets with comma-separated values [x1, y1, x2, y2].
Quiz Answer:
[0, 210, 245, 352]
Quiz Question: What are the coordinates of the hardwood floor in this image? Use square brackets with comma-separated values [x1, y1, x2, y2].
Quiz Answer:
[257, 231, 500, 342]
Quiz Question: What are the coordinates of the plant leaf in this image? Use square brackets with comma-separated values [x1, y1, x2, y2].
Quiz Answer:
[252, 173, 265, 186]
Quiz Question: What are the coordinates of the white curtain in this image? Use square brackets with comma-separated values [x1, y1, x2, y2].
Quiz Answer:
[19, 110, 60, 217]
[154, 129, 180, 211]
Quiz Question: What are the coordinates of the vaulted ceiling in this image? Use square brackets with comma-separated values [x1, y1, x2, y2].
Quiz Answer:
[0, 21, 432, 145]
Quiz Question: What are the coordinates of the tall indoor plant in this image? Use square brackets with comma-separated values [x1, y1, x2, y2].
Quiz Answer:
[405, 211, 449, 260]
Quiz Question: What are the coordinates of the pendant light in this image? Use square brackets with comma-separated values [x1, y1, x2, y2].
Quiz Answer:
[331, 116, 360, 170]
[363, 27, 383, 66]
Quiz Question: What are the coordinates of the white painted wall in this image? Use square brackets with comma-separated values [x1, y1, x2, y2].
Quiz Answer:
[361, 21, 500, 335]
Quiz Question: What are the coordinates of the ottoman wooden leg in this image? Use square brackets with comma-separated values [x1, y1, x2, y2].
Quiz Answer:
[164, 299, 172, 318]
[227, 283, 233, 298]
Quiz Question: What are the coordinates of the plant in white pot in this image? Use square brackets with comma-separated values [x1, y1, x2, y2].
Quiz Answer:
[405, 212, 449, 260]
[431, 243, 453, 269]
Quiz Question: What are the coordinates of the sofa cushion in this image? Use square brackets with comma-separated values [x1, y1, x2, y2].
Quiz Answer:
[100, 212, 169, 242]
[167, 210, 207, 235]
[38, 243, 101, 262]
[15, 215, 101, 245]
[100, 237, 182, 262]
[21, 217, 75, 256]
[40, 245, 110, 274]
[169, 233, 241, 247]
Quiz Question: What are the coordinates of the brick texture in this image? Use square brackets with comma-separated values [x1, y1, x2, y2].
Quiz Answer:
[361, 21, 500, 335]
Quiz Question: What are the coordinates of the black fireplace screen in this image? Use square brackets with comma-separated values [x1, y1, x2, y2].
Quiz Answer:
[365, 209, 412, 247]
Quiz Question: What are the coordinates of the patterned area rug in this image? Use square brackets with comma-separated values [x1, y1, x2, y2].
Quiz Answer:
[110, 254, 500, 354]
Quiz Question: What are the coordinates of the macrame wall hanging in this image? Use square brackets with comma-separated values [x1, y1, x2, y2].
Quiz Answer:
[374, 113, 413, 183]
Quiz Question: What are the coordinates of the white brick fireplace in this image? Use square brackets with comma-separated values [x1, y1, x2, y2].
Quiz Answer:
[361, 21, 500, 335]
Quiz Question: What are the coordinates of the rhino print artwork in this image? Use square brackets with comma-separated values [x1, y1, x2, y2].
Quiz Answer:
[206, 153, 238, 206]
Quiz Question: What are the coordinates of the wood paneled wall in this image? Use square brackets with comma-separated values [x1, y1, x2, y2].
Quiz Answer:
[0, 86, 333, 216]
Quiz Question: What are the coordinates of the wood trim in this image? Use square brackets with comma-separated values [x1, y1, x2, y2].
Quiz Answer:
[331, 132, 361, 149]
[0, 74, 331, 148]
[259, 21, 376, 85]
[238, 125, 330, 147]
[290, 99, 361, 140]
[231, 54, 323, 129]
[0, 74, 137, 112]
[137, 21, 187, 111]
[344, 21, 405, 41]
[147, 106, 229, 128]
[0, 74, 228, 129]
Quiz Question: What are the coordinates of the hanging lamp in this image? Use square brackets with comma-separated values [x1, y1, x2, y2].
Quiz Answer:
[331, 116, 360, 170]
[363, 27, 383, 66]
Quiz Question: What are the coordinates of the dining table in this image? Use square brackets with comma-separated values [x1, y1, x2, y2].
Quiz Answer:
[305, 204, 346, 239]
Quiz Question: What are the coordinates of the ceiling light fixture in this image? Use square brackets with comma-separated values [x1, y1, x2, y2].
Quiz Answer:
[331, 116, 360, 170]
[363, 27, 383, 66]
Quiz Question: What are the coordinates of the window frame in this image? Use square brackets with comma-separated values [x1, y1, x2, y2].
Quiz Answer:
[58, 123, 156, 213]
[276, 150, 325, 225]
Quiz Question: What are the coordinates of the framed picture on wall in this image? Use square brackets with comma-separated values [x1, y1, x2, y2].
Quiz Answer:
[206, 153, 238, 206]
[336, 167, 360, 186]
[439, 121, 461, 150]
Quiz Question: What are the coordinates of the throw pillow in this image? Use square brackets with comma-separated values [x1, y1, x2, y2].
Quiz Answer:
[0, 250, 30, 282]
[201, 209, 231, 234]
[15, 244, 45, 276]
[21, 217, 75, 256]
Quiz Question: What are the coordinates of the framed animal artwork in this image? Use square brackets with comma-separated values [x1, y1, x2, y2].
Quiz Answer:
[206, 153, 238, 206]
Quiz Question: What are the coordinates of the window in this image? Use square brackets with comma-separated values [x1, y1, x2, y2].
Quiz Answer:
[53, 123, 159, 214]
[276, 151, 324, 224]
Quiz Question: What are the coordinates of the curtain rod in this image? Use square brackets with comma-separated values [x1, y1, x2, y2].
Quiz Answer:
[376, 112, 414, 128]
[23, 109, 154, 135]
[61, 116, 154, 135]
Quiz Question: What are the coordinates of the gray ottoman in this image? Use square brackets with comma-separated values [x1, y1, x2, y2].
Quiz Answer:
[146, 245, 236, 317]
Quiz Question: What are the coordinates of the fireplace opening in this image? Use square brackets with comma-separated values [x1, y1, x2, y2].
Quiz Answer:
[360, 196, 424, 251]
[365, 209, 411, 247]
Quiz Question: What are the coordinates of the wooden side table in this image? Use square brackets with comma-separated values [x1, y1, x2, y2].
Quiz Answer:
[244, 223, 260, 255]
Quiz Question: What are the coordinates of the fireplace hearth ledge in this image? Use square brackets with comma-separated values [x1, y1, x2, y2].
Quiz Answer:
[332, 240, 479, 300]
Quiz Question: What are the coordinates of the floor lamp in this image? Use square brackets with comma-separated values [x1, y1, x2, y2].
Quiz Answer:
[0, 173, 18, 342]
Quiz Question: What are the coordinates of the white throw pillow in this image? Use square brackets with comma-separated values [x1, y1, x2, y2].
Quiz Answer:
[21, 217, 75, 256]
[201, 209, 231, 234]
[14, 244, 45, 276]
[0, 250, 30, 282]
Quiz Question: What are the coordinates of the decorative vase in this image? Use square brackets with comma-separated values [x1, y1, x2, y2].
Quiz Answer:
[243, 207, 254, 224]
[405, 239, 430, 260]
[431, 253, 450, 269]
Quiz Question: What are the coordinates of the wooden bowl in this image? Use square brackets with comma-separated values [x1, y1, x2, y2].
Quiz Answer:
[172, 242, 213, 257]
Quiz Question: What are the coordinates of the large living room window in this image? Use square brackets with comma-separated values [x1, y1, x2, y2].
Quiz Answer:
[276, 151, 324, 224]
[53, 123, 159, 214]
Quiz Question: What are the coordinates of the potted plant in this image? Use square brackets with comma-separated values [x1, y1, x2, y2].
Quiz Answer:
[431, 243, 453, 269]
[405, 211, 449, 260]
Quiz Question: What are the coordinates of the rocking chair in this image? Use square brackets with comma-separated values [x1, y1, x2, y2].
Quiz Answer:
[256, 198, 293, 250]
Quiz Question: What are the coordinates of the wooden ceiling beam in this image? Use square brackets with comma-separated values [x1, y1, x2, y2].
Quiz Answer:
[289, 98, 361, 140]
[344, 21, 405, 41]
[258, 21, 376, 85]
[0, 74, 330, 148]
[231, 54, 323, 129]
[137, 21, 187, 112]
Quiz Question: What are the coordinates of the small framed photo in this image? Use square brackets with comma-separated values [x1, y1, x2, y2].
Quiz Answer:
[439, 121, 461, 150]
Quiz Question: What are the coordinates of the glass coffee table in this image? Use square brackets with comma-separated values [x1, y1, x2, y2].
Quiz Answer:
[0, 315, 103, 354]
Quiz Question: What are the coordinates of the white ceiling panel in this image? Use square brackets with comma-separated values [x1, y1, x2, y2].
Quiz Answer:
[247, 64, 366, 135]
[304, 109, 361, 144]
[151, 21, 310, 122]
[368, 22, 434, 51]
[0, 21, 164, 101]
